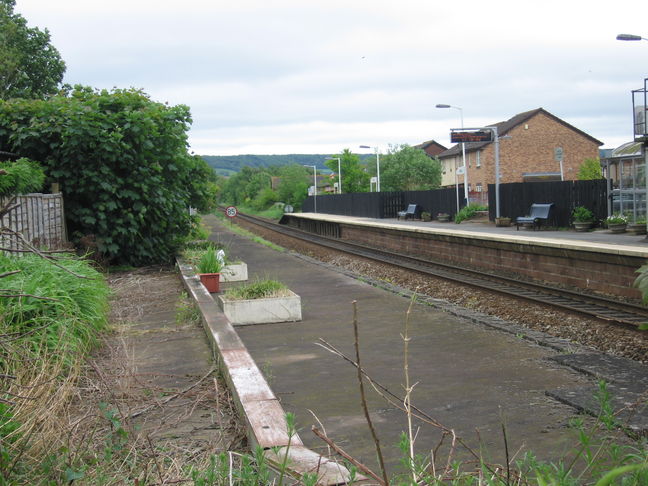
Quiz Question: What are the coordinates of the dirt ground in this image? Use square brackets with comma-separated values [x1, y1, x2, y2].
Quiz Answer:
[67, 265, 247, 483]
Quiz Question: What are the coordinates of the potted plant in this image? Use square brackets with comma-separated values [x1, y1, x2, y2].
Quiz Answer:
[605, 213, 628, 234]
[197, 248, 225, 293]
[437, 212, 450, 222]
[571, 206, 594, 232]
[421, 211, 431, 222]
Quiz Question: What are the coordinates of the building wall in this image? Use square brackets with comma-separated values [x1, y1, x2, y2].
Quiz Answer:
[468, 111, 600, 193]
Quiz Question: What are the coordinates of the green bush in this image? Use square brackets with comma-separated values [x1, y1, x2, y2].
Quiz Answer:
[572, 206, 594, 222]
[0, 86, 218, 265]
[0, 158, 45, 196]
[454, 204, 488, 224]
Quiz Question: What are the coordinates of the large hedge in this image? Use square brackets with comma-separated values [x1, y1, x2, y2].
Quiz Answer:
[0, 86, 217, 265]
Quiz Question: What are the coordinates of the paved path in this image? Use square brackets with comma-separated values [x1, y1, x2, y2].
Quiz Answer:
[204, 215, 620, 474]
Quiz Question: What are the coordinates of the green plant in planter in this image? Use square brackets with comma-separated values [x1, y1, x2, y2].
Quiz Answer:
[420, 211, 431, 222]
[225, 279, 289, 300]
[571, 206, 594, 223]
[197, 248, 225, 274]
[606, 213, 628, 225]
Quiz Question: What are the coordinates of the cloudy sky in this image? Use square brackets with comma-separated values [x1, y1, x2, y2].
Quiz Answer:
[15, 0, 648, 155]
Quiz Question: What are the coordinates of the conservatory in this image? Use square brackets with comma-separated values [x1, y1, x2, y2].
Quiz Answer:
[602, 141, 646, 221]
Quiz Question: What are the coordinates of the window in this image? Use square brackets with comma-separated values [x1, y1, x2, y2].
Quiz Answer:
[476, 150, 481, 167]
[476, 183, 483, 192]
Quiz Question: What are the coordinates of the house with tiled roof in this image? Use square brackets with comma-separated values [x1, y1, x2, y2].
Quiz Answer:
[415, 140, 447, 158]
[436, 108, 603, 203]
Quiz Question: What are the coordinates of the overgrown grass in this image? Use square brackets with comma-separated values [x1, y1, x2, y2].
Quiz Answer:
[224, 279, 289, 301]
[212, 210, 284, 252]
[232, 204, 285, 221]
[0, 253, 110, 482]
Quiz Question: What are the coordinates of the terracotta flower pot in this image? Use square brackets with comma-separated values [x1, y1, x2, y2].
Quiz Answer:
[198, 273, 221, 293]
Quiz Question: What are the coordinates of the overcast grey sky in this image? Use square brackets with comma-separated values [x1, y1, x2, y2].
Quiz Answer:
[15, 0, 648, 155]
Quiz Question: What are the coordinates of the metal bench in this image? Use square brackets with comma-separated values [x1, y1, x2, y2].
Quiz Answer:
[515, 203, 554, 230]
[397, 204, 423, 220]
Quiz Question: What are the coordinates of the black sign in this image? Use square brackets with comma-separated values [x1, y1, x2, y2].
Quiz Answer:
[450, 130, 493, 143]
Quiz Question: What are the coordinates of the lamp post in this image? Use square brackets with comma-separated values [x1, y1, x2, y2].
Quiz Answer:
[325, 157, 342, 193]
[436, 104, 468, 206]
[359, 145, 380, 192]
[304, 165, 317, 213]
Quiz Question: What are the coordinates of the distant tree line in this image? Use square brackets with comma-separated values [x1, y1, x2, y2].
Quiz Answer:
[219, 145, 443, 211]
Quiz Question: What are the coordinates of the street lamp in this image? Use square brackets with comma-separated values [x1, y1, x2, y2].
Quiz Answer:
[359, 145, 380, 192]
[325, 157, 342, 194]
[436, 104, 468, 206]
[303, 165, 317, 213]
[616, 33, 648, 41]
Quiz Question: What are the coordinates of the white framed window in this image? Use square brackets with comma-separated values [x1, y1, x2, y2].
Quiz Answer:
[476, 150, 481, 167]
[476, 183, 483, 192]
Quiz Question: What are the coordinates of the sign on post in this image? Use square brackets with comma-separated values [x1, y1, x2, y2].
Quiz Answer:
[225, 206, 238, 218]
[450, 130, 493, 143]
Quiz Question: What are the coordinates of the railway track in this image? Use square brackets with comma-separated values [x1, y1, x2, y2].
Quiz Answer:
[235, 212, 648, 329]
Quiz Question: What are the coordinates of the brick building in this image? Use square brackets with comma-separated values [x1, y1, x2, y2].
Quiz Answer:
[437, 108, 603, 203]
[415, 139, 447, 158]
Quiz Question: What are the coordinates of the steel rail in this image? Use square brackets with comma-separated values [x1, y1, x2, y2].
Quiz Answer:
[235, 212, 648, 328]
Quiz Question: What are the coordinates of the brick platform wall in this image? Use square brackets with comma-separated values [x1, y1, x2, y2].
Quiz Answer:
[341, 224, 643, 300]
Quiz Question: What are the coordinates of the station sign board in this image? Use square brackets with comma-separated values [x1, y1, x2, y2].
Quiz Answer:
[450, 130, 493, 143]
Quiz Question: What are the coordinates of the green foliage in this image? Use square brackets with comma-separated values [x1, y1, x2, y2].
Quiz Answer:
[0, 86, 217, 265]
[201, 154, 345, 173]
[578, 157, 604, 180]
[572, 206, 594, 222]
[224, 278, 288, 300]
[454, 204, 488, 223]
[380, 144, 442, 191]
[325, 149, 370, 194]
[221, 164, 311, 211]
[197, 248, 225, 274]
[0, 157, 44, 195]
[0, 253, 109, 361]
[606, 213, 628, 225]
[0, 0, 66, 99]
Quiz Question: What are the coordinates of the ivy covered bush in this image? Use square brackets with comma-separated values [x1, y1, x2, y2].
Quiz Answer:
[0, 86, 218, 265]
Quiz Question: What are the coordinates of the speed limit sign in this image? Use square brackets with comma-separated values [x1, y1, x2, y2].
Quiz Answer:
[225, 206, 238, 218]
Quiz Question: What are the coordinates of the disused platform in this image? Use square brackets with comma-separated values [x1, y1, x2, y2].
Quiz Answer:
[281, 213, 648, 300]
[194, 214, 647, 480]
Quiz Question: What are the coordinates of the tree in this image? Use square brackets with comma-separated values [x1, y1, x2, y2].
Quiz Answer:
[325, 149, 369, 194]
[0, 86, 216, 265]
[0, 0, 66, 99]
[379, 144, 442, 191]
[577, 157, 603, 180]
[275, 164, 310, 209]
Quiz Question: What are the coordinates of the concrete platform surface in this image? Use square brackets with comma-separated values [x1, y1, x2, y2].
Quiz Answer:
[289, 212, 648, 258]
[204, 214, 648, 475]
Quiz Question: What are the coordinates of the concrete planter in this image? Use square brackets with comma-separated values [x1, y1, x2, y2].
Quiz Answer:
[573, 221, 593, 232]
[627, 223, 647, 235]
[608, 223, 627, 234]
[495, 217, 511, 227]
[221, 262, 248, 282]
[218, 290, 302, 325]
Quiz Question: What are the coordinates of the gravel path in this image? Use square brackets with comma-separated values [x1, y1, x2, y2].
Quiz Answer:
[238, 220, 648, 364]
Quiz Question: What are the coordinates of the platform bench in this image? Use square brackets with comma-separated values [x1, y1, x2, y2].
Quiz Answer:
[398, 204, 423, 220]
[515, 203, 554, 230]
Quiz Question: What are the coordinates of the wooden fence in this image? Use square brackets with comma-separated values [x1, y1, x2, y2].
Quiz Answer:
[1, 193, 67, 253]
[302, 187, 464, 218]
[302, 180, 609, 227]
[487, 179, 608, 227]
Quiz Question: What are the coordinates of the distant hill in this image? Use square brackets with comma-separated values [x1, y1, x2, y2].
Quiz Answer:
[201, 154, 333, 175]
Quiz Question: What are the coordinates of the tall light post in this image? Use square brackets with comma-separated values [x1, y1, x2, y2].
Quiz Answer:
[325, 157, 342, 193]
[359, 145, 380, 192]
[436, 104, 468, 206]
[304, 165, 317, 213]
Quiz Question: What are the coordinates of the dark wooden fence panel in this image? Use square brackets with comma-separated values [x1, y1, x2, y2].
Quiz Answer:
[487, 180, 607, 226]
[302, 187, 464, 219]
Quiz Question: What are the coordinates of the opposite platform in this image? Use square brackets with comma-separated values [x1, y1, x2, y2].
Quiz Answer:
[281, 213, 648, 299]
